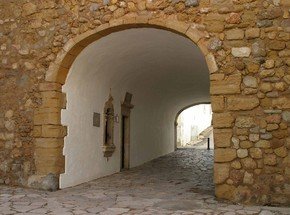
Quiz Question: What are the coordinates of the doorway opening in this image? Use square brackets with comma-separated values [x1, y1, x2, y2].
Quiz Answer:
[121, 92, 134, 171]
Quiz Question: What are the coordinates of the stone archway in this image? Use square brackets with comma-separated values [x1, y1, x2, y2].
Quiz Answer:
[1, 0, 289, 207]
[31, 18, 219, 191]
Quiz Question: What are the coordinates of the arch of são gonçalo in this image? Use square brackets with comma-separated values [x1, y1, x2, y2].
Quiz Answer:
[0, 0, 289, 206]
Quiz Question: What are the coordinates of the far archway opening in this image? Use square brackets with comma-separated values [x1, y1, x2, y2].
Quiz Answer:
[175, 104, 214, 149]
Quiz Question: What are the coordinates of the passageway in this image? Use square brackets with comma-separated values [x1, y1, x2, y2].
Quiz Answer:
[60, 27, 211, 188]
[1, 146, 287, 214]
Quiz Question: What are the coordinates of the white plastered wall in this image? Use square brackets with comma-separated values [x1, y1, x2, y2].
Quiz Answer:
[60, 28, 210, 188]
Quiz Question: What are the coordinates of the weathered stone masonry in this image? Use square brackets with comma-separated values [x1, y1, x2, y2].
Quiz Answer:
[0, 0, 290, 206]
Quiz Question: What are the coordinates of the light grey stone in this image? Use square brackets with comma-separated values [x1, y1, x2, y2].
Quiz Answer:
[252, 41, 266, 57]
[185, 0, 199, 6]
[260, 133, 272, 140]
[90, 3, 99, 11]
[41, 173, 59, 191]
[282, 111, 290, 122]
[232, 47, 251, 57]
[243, 76, 258, 88]
[257, 20, 273, 28]
[237, 149, 248, 158]
[250, 126, 260, 134]
[208, 37, 222, 51]
[264, 110, 282, 114]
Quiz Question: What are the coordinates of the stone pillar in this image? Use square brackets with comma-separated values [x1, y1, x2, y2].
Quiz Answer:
[28, 82, 66, 191]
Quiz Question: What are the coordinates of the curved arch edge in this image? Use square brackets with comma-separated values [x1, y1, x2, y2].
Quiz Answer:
[45, 18, 216, 85]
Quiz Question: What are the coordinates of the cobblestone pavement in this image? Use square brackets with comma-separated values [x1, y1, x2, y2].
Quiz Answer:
[1, 148, 289, 215]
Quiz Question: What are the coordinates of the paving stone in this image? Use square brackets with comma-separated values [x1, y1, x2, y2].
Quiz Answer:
[0, 147, 288, 214]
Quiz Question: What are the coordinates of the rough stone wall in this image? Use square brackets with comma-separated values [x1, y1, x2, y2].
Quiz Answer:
[0, 0, 289, 206]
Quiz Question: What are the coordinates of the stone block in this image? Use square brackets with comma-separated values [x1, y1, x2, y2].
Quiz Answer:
[35, 147, 64, 175]
[266, 124, 279, 131]
[268, 41, 286, 50]
[278, 50, 290, 57]
[215, 148, 237, 162]
[226, 12, 241, 24]
[243, 171, 254, 184]
[226, 96, 259, 111]
[28, 174, 59, 191]
[230, 169, 244, 185]
[235, 116, 255, 128]
[215, 184, 235, 200]
[282, 111, 290, 122]
[22, 2, 37, 16]
[240, 141, 254, 149]
[231, 47, 251, 57]
[271, 138, 285, 149]
[283, 75, 290, 85]
[197, 39, 209, 55]
[208, 37, 222, 51]
[264, 154, 277, 166]
[166, 20, 190, 34]
[148, 18, 165, 27]
[260, 69, 275, 78]
[214, 129, 232, 147]
[246, 62, 260, 73]
[274, 146, 288, 158]
[287, 138, 290, 149]
[249, 134, 259, 142]
[185, 0, 199, 6]
[33, 126, 42, 137]
[34, 108, 61, 125]
[210, 73, 224, 81]
[255, 140, 271, 148]
[266, 114, 281, 124]
[35, 138, 64, 149]
[40, 91, 64, 108]
[210, 74, 241, 95]
[237, 149, 248, 158]
[273, 97, 290, 109]
[35, 160, 63, 175]
[243, 76, 258, 88]
[245, 28, 260, 39]
[272, 130, 288, 139]
[41, 125, 67, 138]
[205, 54, 218, 74]
[213, 112, 235, 128]
[281, 0, 290, 6]
[211, 96, 224, 112]
[214, 163, 230, 184]
[264, 60, 275, 69]
[231, 160, 242, 169]
[249, 148, 262, 159]
[186, 24, 205, 43]
[225, 29, 244, 40]
[39, 82, 62, 92]
[241, 157, 257, 169]
[45, 63, 69, 84]
[206, 21, 225, 33]
[5, 110, 13, 118]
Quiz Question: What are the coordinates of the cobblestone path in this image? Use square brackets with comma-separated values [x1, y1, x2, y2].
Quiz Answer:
[0, 149, 289, 214]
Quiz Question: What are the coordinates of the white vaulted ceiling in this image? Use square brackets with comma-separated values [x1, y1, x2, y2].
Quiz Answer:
[66, 28, 210, 111]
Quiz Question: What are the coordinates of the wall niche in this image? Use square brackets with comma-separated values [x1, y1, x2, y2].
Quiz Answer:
[102, 93, 116, 158]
